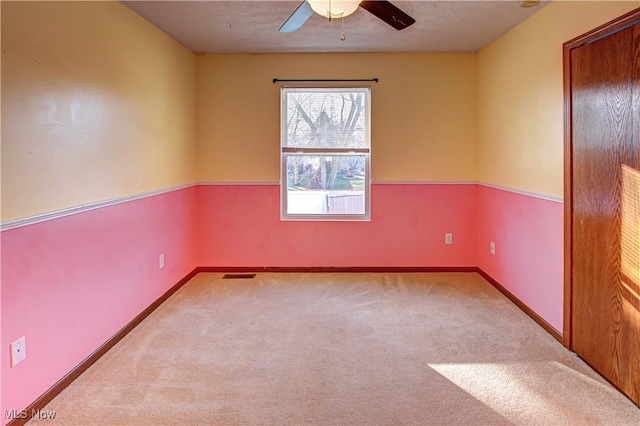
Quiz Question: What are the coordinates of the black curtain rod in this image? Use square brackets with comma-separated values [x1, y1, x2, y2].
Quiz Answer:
[273, 78, 378, 83]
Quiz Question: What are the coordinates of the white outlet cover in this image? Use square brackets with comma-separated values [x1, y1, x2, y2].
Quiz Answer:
[445, 233, 453, 245]
[490, 241, 496, 255]
[10, 336, 26, 367]
[159, 254, 165, 269]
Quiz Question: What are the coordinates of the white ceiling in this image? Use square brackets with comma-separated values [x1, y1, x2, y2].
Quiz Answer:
[122, 0, 549, 53]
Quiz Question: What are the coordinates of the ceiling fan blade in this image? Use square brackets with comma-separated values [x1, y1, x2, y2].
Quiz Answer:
[359, 1, 415, 30]
[279, 1, 314, 33]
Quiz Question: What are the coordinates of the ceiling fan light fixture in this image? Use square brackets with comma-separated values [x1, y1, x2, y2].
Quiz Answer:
[307, 0, 362, 19]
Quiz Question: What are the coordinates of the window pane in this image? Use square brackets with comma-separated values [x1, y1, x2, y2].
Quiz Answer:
[283, 89, 369, 149]
[286, 154, 366, 215]
[280, 87, 371, 221]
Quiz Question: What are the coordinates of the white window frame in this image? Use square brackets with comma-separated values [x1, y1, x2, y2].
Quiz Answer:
[280, 87, 371, 221]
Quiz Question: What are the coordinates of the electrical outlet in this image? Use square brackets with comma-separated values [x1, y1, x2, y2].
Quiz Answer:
[159, 254, 165, 269]
[445, 233, 453, 245]
[490, 241, 496, 255]
[10, 336, 26, 367]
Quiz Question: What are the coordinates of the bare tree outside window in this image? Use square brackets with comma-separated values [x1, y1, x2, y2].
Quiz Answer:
[281, 87, 371, 220]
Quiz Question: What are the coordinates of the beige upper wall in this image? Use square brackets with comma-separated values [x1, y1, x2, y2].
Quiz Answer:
[6, 1, 630, 219]
[1, 1, 197, 222]
[477, 0, 639, 198]
[196, 53, 477, 183]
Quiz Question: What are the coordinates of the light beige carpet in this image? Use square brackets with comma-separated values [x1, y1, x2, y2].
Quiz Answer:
[29, 273, 639, 425]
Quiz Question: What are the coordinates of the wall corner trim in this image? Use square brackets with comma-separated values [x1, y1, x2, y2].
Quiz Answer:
[197, 181, 280, 186]
[196, 266, 478, 273]
[1, 184, 197, 232]
[476, 268, 563, 342]
[478, 182, 564, 203]
[371, 180, 478, 185]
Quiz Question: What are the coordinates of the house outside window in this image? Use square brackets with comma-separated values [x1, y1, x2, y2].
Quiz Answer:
[280, 87, 371, 221]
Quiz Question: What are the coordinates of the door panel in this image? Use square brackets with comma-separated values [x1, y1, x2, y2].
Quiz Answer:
[571, 21, 640, 404]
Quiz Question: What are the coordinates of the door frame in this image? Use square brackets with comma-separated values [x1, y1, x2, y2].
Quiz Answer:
[563, 8, 640, 349]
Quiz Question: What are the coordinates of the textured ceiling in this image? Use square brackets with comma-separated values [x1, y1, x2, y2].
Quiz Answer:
[122, 1, 548, 53]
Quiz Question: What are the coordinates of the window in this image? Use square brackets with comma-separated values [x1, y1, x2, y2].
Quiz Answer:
[281, 87, 371, 221]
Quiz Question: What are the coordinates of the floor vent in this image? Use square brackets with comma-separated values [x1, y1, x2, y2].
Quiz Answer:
[222, 273, 256, 280]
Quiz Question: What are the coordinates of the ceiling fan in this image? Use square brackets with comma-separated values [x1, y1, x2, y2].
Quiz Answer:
[279, 0, 416, 33]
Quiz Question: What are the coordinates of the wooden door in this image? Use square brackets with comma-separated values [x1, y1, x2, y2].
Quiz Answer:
[565, 10, 640, 405]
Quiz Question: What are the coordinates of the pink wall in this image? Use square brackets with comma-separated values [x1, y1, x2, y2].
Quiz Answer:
[2, 182, 566, 420]
[1, 186, 197, 421]
[196, 184, 478, 267]
[476, 184, 564, 332]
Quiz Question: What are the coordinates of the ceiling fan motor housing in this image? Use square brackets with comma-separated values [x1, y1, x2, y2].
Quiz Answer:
[279, 0, 415, 33]
[308, 0, 362, 18]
